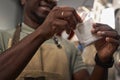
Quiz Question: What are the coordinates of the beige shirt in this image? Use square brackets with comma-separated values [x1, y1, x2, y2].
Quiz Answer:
[0, 23, 87, 80]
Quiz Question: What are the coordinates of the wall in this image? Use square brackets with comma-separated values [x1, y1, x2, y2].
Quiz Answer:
[0, 0, 94, 30]
[58, 0, 94, 10]
[0, 0, 22, 30]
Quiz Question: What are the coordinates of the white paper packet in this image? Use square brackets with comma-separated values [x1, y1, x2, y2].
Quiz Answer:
[74, 18, 101, 47]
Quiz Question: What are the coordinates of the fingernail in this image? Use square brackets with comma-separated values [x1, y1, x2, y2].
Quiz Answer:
[101, 31, 105, 35]
[106, 37, 110, 42]
[97, 31, 105, 35]
[91, 28, 95, 32]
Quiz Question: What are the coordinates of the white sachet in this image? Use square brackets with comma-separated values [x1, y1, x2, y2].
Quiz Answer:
[75, 18, 101, 47]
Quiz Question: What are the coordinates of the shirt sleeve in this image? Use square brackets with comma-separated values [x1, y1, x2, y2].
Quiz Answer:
[61, 38, 87, 74]
[0, 28, 15, 53]
[70, 44, 87, 73]
[73, 48, 87, 73]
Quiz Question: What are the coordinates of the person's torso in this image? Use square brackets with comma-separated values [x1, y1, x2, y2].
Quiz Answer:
[0, 25, 75, 80]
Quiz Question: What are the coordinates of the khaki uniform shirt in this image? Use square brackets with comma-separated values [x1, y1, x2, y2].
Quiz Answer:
[0, 23, 87, 80]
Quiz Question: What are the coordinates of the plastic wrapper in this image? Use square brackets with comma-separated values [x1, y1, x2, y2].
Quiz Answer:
[74, 18, 101, 47]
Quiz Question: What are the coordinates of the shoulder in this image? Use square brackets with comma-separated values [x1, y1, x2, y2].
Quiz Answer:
[0, 28, 15, 38]
[0, 28, 15, 52]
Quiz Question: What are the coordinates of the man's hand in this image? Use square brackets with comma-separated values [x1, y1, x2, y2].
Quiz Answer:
[39, 6, 82, 40]
[91, 23, 120, 62]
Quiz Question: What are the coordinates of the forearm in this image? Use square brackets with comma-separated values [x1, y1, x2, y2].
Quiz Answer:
[89, 65, 108, 80]
[0, 28, 46, 80]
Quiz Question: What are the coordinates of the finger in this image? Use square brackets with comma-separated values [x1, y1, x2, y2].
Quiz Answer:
[52, 19, 71, 34]
[73, 11, 83, 23]
[52, 6, 61, 15]
[67, 30, 75, 40]
[106, 37, 120, 45]
[92, 23, 113, 32]
[55, 7, 81, 26]
[95, 31, 119, 38]
[52, 7, 82, 30]
[61, 7, 83, 22]
[106, 38, 119, 51]
[60, 11, 77, 29]
[55, 6, 75, 18]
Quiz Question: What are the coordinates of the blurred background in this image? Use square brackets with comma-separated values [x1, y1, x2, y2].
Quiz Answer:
[0, 0, 120, 80]
[0, 0, 119, 30]
[0, 0, 22, 30]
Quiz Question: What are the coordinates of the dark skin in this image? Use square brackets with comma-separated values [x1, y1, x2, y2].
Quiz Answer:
[0, 0, 119, 80]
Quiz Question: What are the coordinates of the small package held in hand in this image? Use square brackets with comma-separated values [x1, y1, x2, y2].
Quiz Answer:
[75, 18, 101, 47]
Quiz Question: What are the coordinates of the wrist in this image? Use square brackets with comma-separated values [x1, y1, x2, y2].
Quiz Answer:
[38, 27, 50, 41]
[95, 53, 114, 68]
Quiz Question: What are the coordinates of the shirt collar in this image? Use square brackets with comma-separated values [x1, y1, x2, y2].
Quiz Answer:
[21, 23, 35, 34]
